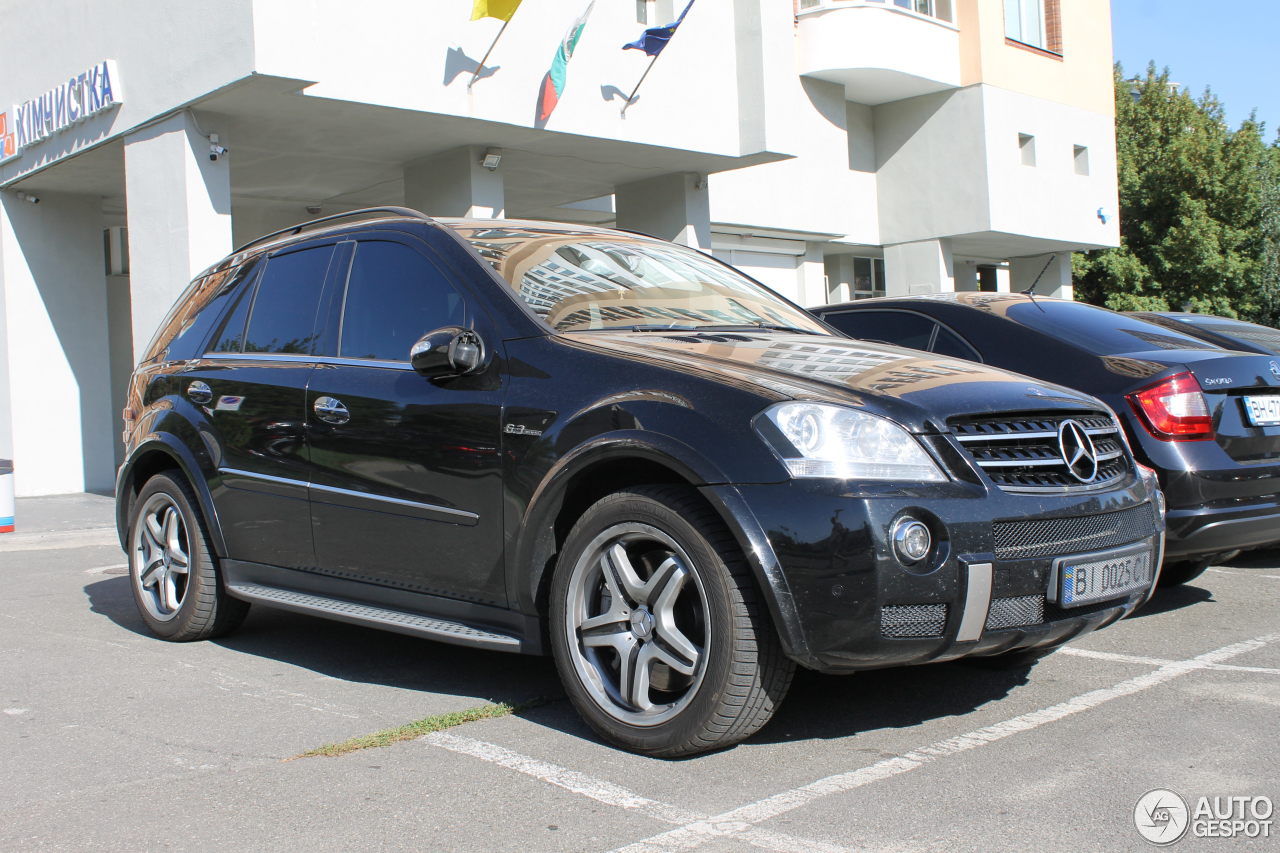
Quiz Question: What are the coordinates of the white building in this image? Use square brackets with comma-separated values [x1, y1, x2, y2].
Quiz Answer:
[0, 0, 1119, 496]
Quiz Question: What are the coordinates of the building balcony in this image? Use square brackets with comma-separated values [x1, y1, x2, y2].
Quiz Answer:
[796, 0, 962, 105]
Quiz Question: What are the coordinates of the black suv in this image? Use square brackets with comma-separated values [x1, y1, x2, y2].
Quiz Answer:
[117, 210, 1162, 756]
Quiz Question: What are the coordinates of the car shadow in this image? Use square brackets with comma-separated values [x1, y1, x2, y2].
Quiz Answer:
[1126, 582, 1214, 618]
[84, 575, 562, 713]
[82, 575, 1085, 754]
[746, 659, 1033, 748]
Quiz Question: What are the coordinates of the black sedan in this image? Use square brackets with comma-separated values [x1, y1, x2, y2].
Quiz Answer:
[814, 293, 1280, 585]
[1130, 311, 1280, 356]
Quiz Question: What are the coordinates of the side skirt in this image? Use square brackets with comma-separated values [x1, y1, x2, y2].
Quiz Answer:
[222, 560, 542, 655]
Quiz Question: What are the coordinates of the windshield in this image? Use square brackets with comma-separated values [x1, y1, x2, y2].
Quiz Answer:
[1005, 300, 1221, 355]
[445, 223, 827, 334]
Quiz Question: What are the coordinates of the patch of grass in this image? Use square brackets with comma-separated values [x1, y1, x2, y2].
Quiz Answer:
[289, 698, 549, 760]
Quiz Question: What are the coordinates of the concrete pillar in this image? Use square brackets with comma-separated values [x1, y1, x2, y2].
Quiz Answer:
[404, 147, 505, 218]
[799, 242, 828, 307]
[124, 111, 232, 362]
[0, 192, 116, 495]
[615, 173, 712, 251]
[1010, 252, 1073, 299]
[883, 238, 954, 296]
[954, 259, 979, 292]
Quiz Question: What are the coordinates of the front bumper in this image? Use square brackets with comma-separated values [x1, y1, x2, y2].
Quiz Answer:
[706, 475, 1163, 673]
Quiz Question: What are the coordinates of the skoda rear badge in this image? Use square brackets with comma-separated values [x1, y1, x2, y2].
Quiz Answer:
[1058, 419, 1099, 483]
[1270, 360, 1280, 379]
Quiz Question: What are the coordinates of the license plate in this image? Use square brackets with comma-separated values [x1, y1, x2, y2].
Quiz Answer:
[1054, 544, 1152, 607]
[1243, 395, 1280, 426]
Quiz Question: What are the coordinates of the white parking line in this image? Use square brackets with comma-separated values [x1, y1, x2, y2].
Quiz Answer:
[607, 633, 1277, 853]
[0, 528, 118, 553]
[423, 732, 854, 853]
[1059, 646, 1280, 674]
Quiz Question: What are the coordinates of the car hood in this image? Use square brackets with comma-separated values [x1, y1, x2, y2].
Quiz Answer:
[570, 331, 1107, 433]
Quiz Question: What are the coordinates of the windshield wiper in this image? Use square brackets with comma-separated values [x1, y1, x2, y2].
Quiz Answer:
[692, 323, 825, 336]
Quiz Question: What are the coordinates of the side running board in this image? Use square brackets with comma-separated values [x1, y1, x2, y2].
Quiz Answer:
[226, 581, 523, 653]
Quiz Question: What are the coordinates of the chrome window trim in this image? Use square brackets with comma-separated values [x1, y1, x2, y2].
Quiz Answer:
[202, 353, 414, 370]
[218, 468, 478, 520]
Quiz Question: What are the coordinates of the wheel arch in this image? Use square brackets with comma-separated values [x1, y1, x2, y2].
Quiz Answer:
[513, 432, 813, 666]
[115, 436, 227, 557]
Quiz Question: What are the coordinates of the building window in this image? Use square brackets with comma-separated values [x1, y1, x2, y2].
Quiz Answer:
[799, 0, 952, 24]
[853, 257, 885, 299]
[1019, 133, 1036, 167]
[1004, 0, 1061, 54]
[636, 0, 651, 24]
[1074, 145, 1090, 176]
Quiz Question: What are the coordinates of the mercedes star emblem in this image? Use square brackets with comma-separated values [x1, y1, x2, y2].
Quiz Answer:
[1058, 419, 1099, 483]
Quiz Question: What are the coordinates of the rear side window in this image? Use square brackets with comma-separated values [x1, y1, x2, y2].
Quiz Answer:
[239, 246, 336, 354]
[823, 310, 935, 351]
[338, 240, 465, 361]
[142, 265, 244, 362]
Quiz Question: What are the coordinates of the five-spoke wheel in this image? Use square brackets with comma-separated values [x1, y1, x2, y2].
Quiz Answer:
[127, 472, 248, 641]
[132, 492, 192, 621]
[550, 485, 794, 757]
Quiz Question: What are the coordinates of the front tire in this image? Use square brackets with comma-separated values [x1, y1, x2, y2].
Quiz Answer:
[549, 486, 794, 757]
[127, 472, 248, 641]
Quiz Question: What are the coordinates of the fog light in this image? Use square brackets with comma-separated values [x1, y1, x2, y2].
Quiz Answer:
[892, 518, 932, 564]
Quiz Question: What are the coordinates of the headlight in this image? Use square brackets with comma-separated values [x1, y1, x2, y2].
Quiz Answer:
[754, 402, 946, 482]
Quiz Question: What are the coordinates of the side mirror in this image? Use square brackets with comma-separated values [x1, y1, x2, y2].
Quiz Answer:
[410, 327, 487, 378]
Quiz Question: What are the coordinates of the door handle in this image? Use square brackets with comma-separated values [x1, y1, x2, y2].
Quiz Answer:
[187, 381, 213, 405]
[313, 395, 350, 425]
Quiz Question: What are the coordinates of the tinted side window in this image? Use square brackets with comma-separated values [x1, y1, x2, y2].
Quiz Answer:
[932, 325, 980, 360]
[242, 246, 336, 354]
[339, 241, 465, 361]
[823, 310, 935, 351]
[144, 265, 242, 362]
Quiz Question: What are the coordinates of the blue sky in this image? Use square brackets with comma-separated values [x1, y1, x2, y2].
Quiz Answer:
[1111, 0, 1280, 137]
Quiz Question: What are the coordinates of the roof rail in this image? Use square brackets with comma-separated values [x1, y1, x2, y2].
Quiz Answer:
[231, 207, 434, 255]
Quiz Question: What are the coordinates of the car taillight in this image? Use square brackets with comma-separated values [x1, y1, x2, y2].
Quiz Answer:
[1127, 372, 1214, 441]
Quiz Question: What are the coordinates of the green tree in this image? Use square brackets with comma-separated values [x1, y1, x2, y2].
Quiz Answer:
[1074, 63, 1280, 323]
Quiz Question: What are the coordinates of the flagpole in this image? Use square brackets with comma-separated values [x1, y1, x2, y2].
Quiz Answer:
[620, 54, 661, 117]
[468, 16, 513, 90]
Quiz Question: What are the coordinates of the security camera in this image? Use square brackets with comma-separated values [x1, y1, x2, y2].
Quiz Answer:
[16, 191, 39, 204]
[209, 144, 228, 162]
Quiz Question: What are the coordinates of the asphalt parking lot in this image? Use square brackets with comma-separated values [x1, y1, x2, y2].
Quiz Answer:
[2, 494, 1277, 852]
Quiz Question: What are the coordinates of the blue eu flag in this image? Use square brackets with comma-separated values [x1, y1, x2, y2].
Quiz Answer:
[623, 0, 694, 56]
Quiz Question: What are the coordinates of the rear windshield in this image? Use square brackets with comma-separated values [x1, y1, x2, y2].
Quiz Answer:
[444, 224, 826, 335]
[1171, 315, 1280, 352]
[1005, 300, 1221, 355]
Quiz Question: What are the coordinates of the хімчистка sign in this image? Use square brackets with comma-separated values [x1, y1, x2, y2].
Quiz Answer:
[0, 60, 122, 165]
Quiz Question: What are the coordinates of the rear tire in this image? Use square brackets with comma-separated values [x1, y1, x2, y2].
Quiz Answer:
[1158, 559, 1210, 587]
[127, 472, 248, 641]
[549, 485, 794, 757]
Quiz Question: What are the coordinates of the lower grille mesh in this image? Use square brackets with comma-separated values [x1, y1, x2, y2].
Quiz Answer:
[985, 595, 1046, 630]
[993, 504, 1158, 560]
[881, 604, 947, 639]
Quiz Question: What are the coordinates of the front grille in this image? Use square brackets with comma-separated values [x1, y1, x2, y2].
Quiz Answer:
[993, 504, 1159, 560]
[950, 411, 1130, 491]
[985, 595, 1046, 630]
[881, 604, 947, 638]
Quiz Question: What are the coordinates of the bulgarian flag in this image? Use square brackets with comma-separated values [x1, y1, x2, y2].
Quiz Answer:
[471, 0, 522, 21]
[537, 2, 595, 122]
